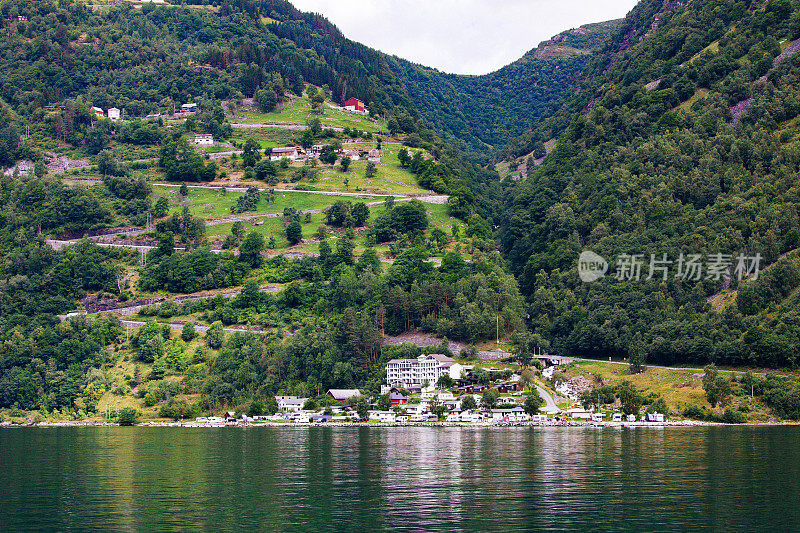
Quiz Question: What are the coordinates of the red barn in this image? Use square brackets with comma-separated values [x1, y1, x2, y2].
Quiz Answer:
[344, 98, 365, 112]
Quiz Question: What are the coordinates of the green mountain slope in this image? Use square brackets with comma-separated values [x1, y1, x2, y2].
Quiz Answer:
[388, 21, 620, 152]
[0, 0, 519, 417]
[501, 0, 800, 368]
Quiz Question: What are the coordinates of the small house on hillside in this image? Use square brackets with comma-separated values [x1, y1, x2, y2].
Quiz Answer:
[344, 149, 360, 161]
[91, 106, 103, 118]
[193, 134, 214, 145]
[367, 148, 380, 162]
[389, 388, 407, 406]
[180, 103, 199, 114]
[327, 389, 361, 402]
[493, 382, 523, 394]
[271, 146, 299, 161]
[344, 97, 366, 113]
[107, 107, 120, 121]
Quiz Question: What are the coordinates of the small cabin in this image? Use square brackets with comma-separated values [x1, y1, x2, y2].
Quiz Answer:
[271, 147, 299, 161]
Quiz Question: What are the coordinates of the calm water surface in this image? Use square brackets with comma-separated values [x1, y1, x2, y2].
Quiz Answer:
[1, 426, 798, 532]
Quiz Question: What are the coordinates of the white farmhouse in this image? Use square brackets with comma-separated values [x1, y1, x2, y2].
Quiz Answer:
[275, 395, 307, 412]
[193, 134, 214, 145]
[107, 107, 121, 121]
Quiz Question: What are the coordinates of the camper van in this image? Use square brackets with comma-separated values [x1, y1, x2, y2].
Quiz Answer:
[591, 413, 605, 423]
[612, 413, 622, 422]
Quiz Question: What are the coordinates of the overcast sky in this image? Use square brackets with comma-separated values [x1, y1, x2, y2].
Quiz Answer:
[290, 0, 639, 75]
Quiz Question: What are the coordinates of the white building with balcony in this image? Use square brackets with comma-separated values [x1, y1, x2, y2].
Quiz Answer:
[385, 354, 462, 390]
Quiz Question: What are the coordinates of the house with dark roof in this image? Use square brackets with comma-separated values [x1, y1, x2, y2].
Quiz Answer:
[327, 389, 361, 402]
[389, 388, 408, 406]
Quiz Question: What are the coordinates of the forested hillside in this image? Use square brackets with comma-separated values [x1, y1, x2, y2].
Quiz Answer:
[388, 21, 620, 152]
[6, 0, 800, 423]
[501, 0, 800, 368]
[0, 0, 518, 417]
[0, 0, 503, 214]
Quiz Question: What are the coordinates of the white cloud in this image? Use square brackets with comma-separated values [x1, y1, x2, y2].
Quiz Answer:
[290, 0, 639, 75]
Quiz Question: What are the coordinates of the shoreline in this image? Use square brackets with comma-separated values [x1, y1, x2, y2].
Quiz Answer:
[2, 420, 795, 428]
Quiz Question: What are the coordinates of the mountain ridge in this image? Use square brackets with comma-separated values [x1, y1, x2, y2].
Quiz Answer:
[386, 20, 621, 152]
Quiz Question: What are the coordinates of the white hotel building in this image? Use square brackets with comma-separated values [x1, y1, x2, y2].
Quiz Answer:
[385, 354, 463, 390]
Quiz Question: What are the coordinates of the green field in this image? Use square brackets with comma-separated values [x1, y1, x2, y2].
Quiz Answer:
[202, 197, 464, 255]
[559, 360, 779, 421]
[154, 185, 382, 220]
[228, 127, 297, 149]
[231, 94, 386, 132]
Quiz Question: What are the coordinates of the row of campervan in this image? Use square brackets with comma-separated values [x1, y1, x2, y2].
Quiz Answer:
[589, 412, 665, 423]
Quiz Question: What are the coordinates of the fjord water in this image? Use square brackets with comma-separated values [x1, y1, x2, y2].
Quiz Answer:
[1, 427, 798, 532]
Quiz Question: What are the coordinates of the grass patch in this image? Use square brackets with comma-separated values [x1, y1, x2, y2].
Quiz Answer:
[678, 88, 710, 110]
[153, 185, 381, 220]
[563, 360, 711, 413]
[231, 94, 386, 132]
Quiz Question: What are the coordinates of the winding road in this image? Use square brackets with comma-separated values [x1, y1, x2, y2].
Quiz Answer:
[534, 384, 561, 414]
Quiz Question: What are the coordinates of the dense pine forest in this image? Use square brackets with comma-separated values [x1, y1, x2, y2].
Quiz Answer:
[501, 0, 800, 371]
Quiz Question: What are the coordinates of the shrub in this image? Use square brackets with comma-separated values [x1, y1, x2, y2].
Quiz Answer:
[721, 409, 747, 424]
[158, 400, 198, 421]
[118, 407, 139, 426]
[682, 404, 706, 420]
[181, 322, 197, 342]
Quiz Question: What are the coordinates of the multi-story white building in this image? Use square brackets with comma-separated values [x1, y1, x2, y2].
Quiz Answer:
[385, 354, 462, 390]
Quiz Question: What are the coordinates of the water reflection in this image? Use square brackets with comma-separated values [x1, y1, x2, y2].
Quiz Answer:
[1, 426, 799, 531]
